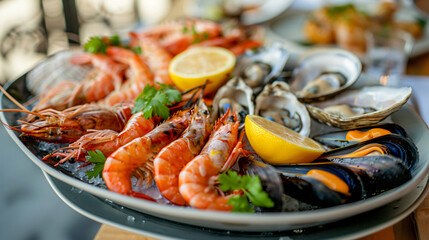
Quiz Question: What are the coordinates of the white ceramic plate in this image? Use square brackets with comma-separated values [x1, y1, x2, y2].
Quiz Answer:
[1, 68, 429, 232]
[44, 171, 429, 239]
[267, 8, 429, 58]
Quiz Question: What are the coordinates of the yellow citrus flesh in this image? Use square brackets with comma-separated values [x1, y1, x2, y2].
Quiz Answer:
[169, 47, 236, 94]
[245, 115, 325, 164]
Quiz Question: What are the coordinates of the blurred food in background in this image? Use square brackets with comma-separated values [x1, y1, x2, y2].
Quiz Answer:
[303, 1, 425, 53]
[184, 0, 294, 25]
[0, 0, 172, 86]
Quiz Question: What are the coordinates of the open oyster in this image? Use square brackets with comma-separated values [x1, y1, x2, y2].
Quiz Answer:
[255, 81, 311, 136]
[233, 43, 289, 96]
[290, 49, 361, 102]
[307, 86, 412, 128]
[211, 77, 254, 124]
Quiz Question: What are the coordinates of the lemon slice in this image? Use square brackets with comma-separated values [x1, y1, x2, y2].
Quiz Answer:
[245, 115, 325, 164]
[169, 47, 236, 94]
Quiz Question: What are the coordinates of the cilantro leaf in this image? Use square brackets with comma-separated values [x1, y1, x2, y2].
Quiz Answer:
[218, 171, 275, 212]
[218, 171, 242, 192]
[132, 83, 182, 119]
[228, 195, 254, 213]
[245, 176, 274, 208]
[109, 35, 121, 46]
[133, 46, 143, 54]
[85, 150, 106, 179]
[84, 36, 108, 54]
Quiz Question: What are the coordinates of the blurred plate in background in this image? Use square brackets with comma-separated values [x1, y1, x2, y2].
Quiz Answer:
[184, 0, 295, 25]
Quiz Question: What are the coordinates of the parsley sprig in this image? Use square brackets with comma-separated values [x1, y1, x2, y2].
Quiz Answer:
[84, 35, 142, 54]
[182, 24, 210, 44]
[132, 83, 182, 119]
[85, 150, 106, 179]
[218, 171, 274, 213]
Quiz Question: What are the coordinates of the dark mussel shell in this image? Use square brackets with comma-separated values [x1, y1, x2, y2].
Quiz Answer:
[319, 134, 418, 170]
[313, 123, 409, 149]
[274, 162, 366, 207]
[238, 155, 285, 212]
[322, 155, 412, 196]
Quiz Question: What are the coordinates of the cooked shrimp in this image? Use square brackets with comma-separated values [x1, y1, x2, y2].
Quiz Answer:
[7, 103, 133, 143]
[45, 112, 157, 164]
[103, 109, 192, 195]
[69, 53, 126, 103]
[32, 81, 79, 112]
[178, 109, 244, 211]
[32, 53, 126, 111]
[138, 19, 222, 56]
[130, 34, 174, 85]
[154, 101, 211, 205]
[100, 46, 154, 107]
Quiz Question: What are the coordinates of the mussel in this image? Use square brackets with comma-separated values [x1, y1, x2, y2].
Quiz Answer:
[306, 86, 412, 128]
[239, 155, 286, 212]
[275, 162, 366, 207]
[313, 123, 409, 148]
[321, 155, 412, 196]
[255, 81, 311, 136]
[211, 77, 254, 124]
[319, 134, 418, 170]
[233, 43, 289, 96]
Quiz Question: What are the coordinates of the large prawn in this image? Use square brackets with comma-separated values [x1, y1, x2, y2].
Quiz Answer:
[100, 46, 154, 107]
[136, 19, 222, 56]
[178, 109, 244, 211]
[103, 109, 192, 195]
[153, 101, 211, 205]
[44, 111, 157, 164]
[32, 53, 126, 111]
[130, 34, 174, 86]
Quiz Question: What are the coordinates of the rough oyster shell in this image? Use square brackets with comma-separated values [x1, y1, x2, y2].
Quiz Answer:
[307, 86, 412, 128]
[290, 49, 361, 103]
[233, 43, 289, 96]
[211, 77, 254, 124]
[255, 81, 311, 136]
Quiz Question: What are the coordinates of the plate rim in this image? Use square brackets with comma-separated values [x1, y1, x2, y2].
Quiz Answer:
[43, 171, 429, 239]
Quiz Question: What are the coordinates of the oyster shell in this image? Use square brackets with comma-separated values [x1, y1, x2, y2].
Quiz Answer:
[211, 77, 254, 124]
[255, 81, 311, 136]
[233, 43, 289, 96]
[290, 49, 361, 102]
[307, 86, 412, 128]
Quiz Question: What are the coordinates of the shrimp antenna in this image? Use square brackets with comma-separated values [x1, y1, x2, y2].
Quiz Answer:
[0, 85, 28, 111]
[182, 81, 207, 109]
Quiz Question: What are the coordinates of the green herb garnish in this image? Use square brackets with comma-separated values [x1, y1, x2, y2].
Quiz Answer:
[83, 35, 142, 54]
[416, 17, 427, 29]
[132, 83, 182, 119]
[327, 3, 355, 17]
[218, 171, 274, 213]
[84, 36, 108, 54]
[85, 150, 106, 179]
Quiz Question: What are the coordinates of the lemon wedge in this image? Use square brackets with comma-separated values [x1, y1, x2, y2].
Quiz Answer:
[169, 47, 236, 94]
[245, 115, 325, 164]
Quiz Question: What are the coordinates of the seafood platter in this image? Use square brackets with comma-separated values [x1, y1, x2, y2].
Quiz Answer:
[1, 19, 429, 233]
